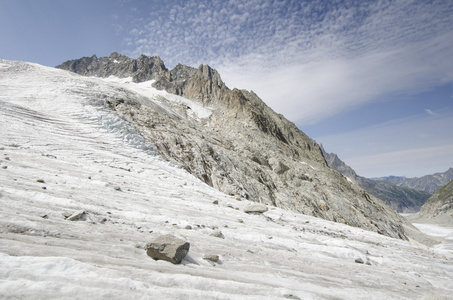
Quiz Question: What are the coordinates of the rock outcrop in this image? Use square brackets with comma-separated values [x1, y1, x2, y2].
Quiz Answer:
[56, 53, 425, 241]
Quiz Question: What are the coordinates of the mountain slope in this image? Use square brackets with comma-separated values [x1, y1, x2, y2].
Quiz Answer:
[321, 147, 431, 213]
[1, 59, 452, 299]
[374, 168, 453, 194]
[56, 53, 420, 241]
[409, 180, 453, 225]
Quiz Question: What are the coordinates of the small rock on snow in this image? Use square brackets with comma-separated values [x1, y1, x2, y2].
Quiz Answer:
[355, 258, 364, 264]
[243, 203, 268, 214]
[203, 254, 219, 262]
[67, 210, 86, 221]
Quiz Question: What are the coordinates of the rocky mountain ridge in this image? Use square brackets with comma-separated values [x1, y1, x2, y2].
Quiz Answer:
[321, 146, 431, 213]
[56, 53, 425, 241]
[373, 168, 453, 194]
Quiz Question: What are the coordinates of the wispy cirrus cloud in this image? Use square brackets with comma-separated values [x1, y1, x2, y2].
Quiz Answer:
[122, 0, 453, 126]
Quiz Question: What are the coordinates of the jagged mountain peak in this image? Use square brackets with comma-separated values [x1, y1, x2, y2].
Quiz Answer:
[56, 52, 168, 83]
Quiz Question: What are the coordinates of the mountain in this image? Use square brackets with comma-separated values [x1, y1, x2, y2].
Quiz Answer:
[1, 58, 451, 299]
[408, 180, 453, 225]
[55, 53, 423, 241]
[321, 146, 431, 213]
[373, 168, 453, 194]
[320, 144, 359, 183]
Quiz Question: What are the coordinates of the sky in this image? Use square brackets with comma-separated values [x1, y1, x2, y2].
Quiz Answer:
[1, 0, 453, 178]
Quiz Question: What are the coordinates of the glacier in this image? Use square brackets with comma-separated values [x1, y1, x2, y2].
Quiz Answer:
[0, 59, 452, 299]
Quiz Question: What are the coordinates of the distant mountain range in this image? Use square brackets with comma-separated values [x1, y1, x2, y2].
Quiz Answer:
[372, 168, 453, 194]
[321, 146, 433, 213]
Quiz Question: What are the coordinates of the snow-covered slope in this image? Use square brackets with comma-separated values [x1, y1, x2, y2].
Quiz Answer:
[1, 60, 452, 299]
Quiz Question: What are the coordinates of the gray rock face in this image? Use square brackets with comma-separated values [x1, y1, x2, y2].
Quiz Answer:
[56, 52, 168, 83]
[145, 234, 190, 264]
[56, 53, 426, 242]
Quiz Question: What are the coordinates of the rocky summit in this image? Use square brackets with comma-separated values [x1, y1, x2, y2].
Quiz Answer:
[57, 53, 427, 242]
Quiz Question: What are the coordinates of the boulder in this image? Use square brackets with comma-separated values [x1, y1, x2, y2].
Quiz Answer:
[355, 258, 364, 264]
[145, 234, 190, 264]
[243, 203, 268, 214]
[67, 210, 86, 221]
[203, 254, 219, 262]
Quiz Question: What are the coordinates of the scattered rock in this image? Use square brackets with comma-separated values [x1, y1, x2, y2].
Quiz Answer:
[243, 203, 268, 214]
[238, 219, 244, 223]
[36, 179, 45, 183]
[203, 254, 219, 262]
[40, 214, 48, 219]
[113, 186, 122, 191]
[185, 225, 192, 230]
[145, 234, 190, 264]
[1, 166, 7, 169]
[355, 258, 364, 264]
[67, 210, 86, 221]
[212, 200, 219, 205]
[283, 294, 301, 300]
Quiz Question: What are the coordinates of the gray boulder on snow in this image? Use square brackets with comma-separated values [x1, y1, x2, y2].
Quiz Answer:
[145, 234, 190, 264]
[244, 203, 268, 214]
[67, 210, 86, 221]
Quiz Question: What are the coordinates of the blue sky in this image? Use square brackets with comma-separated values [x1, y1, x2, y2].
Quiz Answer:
[1, 0, 453, 178]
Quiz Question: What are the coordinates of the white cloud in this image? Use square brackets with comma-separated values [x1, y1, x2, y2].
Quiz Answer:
[425, 109, 435, 116]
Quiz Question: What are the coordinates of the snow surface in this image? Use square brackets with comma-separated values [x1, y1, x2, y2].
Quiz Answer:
[1, 59, 453, 299]
[413, 223, 453, 252]
[103, 76, 213, 119]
